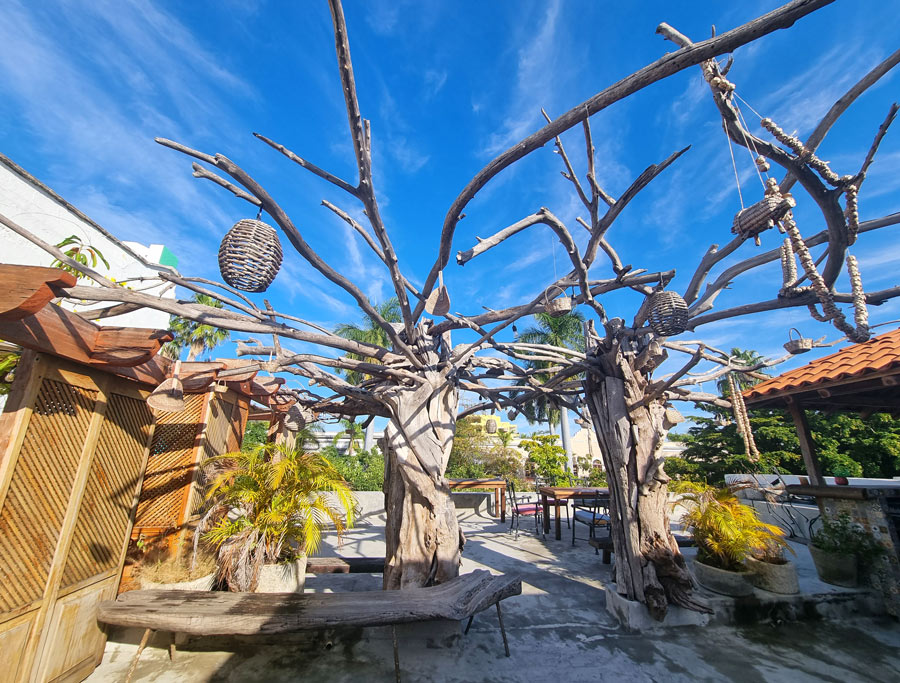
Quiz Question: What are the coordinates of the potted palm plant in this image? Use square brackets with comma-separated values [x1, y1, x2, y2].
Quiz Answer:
[680, 487, 787, 597]
[745, 537, 798, 595]
[197, 437, 356, 592]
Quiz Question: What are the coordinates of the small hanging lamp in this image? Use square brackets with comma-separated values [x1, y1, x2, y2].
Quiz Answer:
[485, 418, 498, 434]
[218, 213, 283, 292]
[783, 327, 813, 354]
[543, 285, 573, 317]
[147, 360, 185, 412]
[647, 289, 688, 337]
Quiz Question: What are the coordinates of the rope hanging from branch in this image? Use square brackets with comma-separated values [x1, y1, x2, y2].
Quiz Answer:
[781, 212, 870, 343]
[728, 372, 759, 462]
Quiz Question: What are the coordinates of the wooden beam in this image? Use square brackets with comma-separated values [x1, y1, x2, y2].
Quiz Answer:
[787, 401, 825, 487]
[0, 265, 76, 321]
[0, 303, 172, 367]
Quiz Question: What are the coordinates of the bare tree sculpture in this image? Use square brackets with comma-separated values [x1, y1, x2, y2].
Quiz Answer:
[5, 0, 899, 617]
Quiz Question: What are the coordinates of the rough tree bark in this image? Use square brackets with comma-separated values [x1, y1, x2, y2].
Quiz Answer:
[380, 326, 465, 589]
[584, 333, 710, 620]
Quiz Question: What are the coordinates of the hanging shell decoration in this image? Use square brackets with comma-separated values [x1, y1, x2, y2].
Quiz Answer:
[218, 219, 283, 292]
[543, 285, 574, 318]
[783, 327, 813, 355]
[647, 290, 688, 337]
[732, 180, 796, 246]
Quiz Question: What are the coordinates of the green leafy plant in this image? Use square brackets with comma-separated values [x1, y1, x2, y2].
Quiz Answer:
[0, 351, 19, 396]
[680, 487, 787, 572]
[197, 441, 356, 591]
[668, 479, 710, 495]
[161, 293, 230, 361]
[811, 512, 884, 563]
[327, 446, 385, 491]
[51, 234, 110, 279]
[520, 434, 568, 486]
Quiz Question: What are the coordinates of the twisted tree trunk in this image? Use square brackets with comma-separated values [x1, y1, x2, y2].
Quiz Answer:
[584, 336, 709, 620]
[382, 372, 464, 589]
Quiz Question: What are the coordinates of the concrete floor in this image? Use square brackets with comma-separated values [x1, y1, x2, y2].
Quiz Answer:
[89, 502, 900, 683]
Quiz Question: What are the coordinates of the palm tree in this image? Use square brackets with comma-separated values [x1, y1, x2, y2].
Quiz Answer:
[516, 311, 585, 434]
[333, 418, 365, 456]
[334, 298, 402, 384]
[334, 298, 401, 449]
[162, 294, 231, 361]
[717, 348, 768, 397]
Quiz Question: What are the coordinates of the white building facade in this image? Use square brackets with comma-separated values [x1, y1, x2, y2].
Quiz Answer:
[0, 153, 176, 330]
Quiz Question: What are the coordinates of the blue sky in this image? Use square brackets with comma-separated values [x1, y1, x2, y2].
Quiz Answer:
[1, 0, 899, 434]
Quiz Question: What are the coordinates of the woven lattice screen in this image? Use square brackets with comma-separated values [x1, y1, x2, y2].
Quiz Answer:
[0, 380, 96, 614]
[133, 392, 206, 529]
[60, 393, 153, 588]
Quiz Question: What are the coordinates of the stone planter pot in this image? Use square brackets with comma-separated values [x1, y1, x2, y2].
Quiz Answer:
[255, 556, 308, 593]
[745, 556, 799, 594]
[141, 572, 216, 591]
[808, 545, 857, 587]
[692, 559, 754, 597]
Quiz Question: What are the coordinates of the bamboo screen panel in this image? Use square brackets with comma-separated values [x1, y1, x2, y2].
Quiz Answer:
[0, 380, 97, 615]
[190, 398, 235, 516]
[134, 392, 206, 529]
[60, 393, 153, 589]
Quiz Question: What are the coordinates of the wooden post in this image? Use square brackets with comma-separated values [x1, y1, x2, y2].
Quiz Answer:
[787, 399, 825, 486]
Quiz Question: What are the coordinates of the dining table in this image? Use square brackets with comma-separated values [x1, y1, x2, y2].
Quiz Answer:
[448, 477, 507, 522]
[539, 486, 610, 540]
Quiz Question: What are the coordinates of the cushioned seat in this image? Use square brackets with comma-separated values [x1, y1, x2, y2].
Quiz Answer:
[573, 510, 609, 525]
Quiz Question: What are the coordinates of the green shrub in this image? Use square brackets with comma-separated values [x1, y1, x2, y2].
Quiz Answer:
[325, 446, 385, 491]
[811, 512, 884, 562]
[520, 434, 568, 486]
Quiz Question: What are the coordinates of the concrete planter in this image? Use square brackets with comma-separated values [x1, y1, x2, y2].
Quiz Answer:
[692, 559, 754, 597]
[141, 572, 216, 591]
[745, 556, 799, 594]
[255, 556, 308, 593]
[808, 545, 857, 587]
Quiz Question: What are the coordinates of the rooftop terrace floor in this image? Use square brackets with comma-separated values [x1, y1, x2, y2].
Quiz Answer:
[89, 509, 900, 682]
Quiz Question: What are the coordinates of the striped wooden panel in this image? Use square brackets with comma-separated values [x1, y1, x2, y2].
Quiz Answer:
[0, 380, 96, 615]
[134, 393, 206, 529]
[60, 394, 153, 589]
[189, 398, 235, 516]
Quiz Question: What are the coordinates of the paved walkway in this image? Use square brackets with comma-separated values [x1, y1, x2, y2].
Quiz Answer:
[89, 511, 900, 682]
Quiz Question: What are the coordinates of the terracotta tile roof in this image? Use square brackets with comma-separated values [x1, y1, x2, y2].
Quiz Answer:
[744, 327, 900, 401]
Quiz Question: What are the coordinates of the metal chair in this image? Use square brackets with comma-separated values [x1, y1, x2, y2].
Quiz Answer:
[507, 480, 544, 539]
[572, 493, 610, 547]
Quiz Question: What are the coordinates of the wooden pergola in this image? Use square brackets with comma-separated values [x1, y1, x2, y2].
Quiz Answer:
[743, 327, 900, 486]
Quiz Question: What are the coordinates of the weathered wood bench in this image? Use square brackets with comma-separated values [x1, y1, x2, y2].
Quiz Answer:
[589, 535, 695, 564]
[306, 555, 386, 574]
[98, 569, 521, 682]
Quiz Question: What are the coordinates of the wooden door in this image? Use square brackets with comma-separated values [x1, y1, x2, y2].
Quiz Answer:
[0, 353, 154, 682]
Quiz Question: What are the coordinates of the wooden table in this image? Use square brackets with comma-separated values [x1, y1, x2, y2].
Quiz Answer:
[448, 478, 507, 522]
[539, 486, 609, 540]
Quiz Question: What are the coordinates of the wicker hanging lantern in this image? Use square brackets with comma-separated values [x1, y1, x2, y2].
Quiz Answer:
[731, 183, 796, 246]
[485, 418, 498, 434]
[543, 285, 574, 318]
[218, 218, 283, 292]
[783, 327, 813, 355]
[647, 290, 688, 337]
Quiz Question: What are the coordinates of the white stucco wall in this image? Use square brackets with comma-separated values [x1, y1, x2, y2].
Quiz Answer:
[0, 154, 175, 330]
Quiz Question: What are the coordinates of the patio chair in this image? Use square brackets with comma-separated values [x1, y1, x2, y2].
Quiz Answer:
[572, 493, 610, 547]
[507, 480, 544, 539]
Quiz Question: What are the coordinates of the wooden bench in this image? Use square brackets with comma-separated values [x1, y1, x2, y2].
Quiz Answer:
[306, 556, 386, 574]
[589, 535, 695, 564]
[98, 569, 521, 682]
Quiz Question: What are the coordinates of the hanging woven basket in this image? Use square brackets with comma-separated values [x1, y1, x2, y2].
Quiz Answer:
[647, 290, 688, 337]
[485, 418, 498, 434]
[218, 219, 283, 292]
[783, 327, 813, 354]
[543, 285, 574, 318]
[732, 194, 796, 245]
